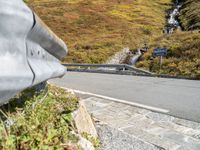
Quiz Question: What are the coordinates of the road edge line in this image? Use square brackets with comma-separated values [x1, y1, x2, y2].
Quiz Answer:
[50, 83, 169, 113]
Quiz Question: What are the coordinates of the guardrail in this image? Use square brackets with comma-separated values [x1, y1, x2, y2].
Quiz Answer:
[0, 0, 67, 104]
[63, 63, 199, 80]
[63, 64, 154, 75]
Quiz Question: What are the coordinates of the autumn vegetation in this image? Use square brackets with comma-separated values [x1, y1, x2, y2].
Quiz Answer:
[136, 31, 200, 78]
[137, 0, 200, 78]
[180, 0, 200, 30]
[27, 0, 200, 77]
[27, 0, 172, 63]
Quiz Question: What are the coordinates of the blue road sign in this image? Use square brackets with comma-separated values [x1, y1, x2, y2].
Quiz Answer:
[153, 48, 167, 57]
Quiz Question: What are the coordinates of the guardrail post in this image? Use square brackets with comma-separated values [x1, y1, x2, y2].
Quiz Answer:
[33, 82, 47, 93]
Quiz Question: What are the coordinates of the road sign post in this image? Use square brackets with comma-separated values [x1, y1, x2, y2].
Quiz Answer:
[159, 56, 163, 73]
[153, 48, 167, 74]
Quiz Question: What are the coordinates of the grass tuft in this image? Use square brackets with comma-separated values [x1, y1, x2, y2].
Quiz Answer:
[0, 85, 80, 149]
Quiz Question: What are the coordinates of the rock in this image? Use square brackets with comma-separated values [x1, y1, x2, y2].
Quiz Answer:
[106, 47, 130, 64]
[78, 136, 95, 150]
[73, 100, 98, 138]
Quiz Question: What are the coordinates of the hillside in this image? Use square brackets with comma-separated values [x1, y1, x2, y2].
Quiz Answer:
[27, 0, 171, 63]
[136, 31, 200, 78]
[180, 0, 200, 30]
[27, 0, 200, 78]
[136, 0, 200, 78]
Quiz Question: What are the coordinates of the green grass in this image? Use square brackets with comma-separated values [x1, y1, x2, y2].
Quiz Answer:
[0, 85, 80, 149]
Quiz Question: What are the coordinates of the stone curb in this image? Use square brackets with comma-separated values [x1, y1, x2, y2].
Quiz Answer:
[73, 100, 98, 138]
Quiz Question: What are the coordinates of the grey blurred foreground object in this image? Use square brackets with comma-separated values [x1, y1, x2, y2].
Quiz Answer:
[0, 0, 68, 104]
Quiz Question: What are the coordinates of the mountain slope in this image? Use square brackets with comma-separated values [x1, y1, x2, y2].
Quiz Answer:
[27, 0, 200, 78]
[136, 0, 200, 78]
[28, 0, 171, 63]
[136, 31, 200, 78]
[180, 0, 200, 30]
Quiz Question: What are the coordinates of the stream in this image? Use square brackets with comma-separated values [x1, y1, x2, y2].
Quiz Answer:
[165, 0, 183, 34]
[129, 0, 183, 65]
[107, 0, 183, 65]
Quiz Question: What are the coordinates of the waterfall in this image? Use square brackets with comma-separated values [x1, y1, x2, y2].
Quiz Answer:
[165, 0, 183, 34]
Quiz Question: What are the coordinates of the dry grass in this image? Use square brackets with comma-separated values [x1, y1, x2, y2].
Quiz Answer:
[27, 0, 172, 63]
[180, 0, 200, 30]
[26, 0, 200, 77]
[135, 0, 200, 78]
[136, 31, 200, 78]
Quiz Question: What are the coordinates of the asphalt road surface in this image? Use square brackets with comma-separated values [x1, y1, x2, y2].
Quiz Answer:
[50, 72, 200, 122]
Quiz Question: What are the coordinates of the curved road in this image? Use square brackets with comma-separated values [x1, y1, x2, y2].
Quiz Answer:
[50, 72, 200, 122]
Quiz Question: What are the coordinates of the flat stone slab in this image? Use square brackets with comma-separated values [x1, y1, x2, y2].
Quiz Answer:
[96, 124, 160, 150]
[82, 97, 200, 150]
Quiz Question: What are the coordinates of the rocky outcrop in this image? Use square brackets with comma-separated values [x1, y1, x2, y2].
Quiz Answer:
[106, 48, 130, 64]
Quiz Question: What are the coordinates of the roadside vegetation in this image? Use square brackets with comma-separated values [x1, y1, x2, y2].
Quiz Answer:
[0, 85, 80, 149]
[136, 31, 200, 78]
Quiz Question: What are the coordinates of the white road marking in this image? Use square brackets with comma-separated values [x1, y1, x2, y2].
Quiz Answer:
[50, 83, 169, 113]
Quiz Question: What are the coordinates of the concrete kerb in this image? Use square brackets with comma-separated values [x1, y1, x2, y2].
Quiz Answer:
[48, 83, 169, 114]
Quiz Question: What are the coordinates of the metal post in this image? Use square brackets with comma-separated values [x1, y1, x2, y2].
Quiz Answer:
[33, 82, 48, 94]
[159, 56, 163, 74]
